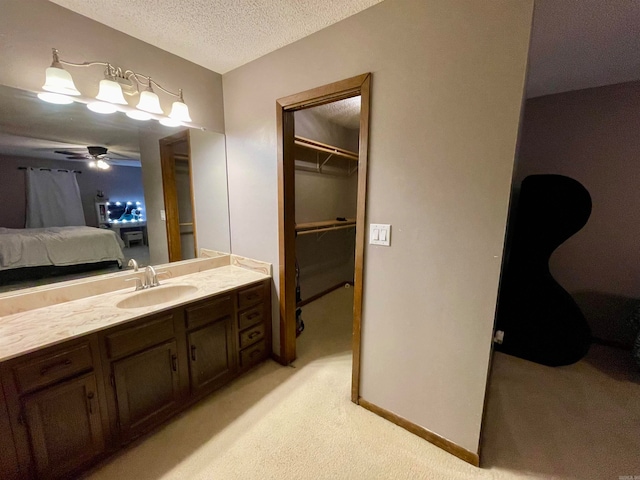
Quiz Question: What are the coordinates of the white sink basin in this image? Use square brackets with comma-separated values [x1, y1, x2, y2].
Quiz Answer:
[117, 284, 198, 309]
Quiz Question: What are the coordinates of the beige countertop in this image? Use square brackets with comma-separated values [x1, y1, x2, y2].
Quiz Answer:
[0, 264, 270, 363]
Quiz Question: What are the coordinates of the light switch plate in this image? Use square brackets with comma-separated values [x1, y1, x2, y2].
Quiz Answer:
[160, 209, 166, 221]
[370, 224, 391, 246]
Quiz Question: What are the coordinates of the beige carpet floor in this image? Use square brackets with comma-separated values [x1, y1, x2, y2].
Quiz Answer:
[85, 287, 640, 479]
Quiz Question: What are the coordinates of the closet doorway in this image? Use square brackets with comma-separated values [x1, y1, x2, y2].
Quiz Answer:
[277, 73, 371, 402]
[159, 130, 198, 262]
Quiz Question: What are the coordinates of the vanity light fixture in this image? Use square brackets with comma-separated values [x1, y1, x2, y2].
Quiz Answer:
[38, 48, 194, 128]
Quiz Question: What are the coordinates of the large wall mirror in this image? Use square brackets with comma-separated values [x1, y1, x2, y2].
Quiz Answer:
[0, 84, 231, 294]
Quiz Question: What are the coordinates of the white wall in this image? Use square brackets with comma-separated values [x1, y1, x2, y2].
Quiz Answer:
[191, 130, 231, 254]
[223, 0, 532, 455]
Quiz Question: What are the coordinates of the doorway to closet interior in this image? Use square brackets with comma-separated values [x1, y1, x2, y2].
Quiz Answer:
[277, 74, 371, 403]
[160, 130, 197, 262]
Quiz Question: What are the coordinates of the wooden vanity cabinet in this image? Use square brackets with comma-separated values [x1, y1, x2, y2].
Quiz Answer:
[0, 384, 20, 480]
[99, 310, 187, 444]
[0, 337, 108, 480]
[184, 295, 236, 398]
[236, 282, 272, 371]
[0, 278, 272, 479]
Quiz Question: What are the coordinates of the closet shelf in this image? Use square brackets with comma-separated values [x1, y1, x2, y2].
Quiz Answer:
[296, 218, 356, 236]
[294, 136, 358, 176]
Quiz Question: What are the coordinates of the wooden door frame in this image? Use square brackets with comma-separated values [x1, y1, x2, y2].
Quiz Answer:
[159, 129, 197, 262]
[276, 73, 371, 403]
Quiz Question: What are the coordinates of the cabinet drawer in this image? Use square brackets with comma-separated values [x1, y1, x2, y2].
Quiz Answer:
[185, 295, 232, 330]
[239, 323, 265, 349]
[105, 314, 175, 359]
[240, 340, 267, 367]
[12, 342, 93, 394]
[237, 284, 264, 310]
[238, 305, 263, 330]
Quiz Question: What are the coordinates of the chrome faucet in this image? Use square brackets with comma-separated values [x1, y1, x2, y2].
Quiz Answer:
[145, 265, 160, 288]
[127, 259, 139, 271]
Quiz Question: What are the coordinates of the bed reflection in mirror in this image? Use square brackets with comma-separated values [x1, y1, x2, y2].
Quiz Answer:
[0, 85, 230, 293]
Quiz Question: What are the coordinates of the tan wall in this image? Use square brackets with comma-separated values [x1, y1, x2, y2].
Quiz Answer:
[223, 0, 532, 455]
[515, 81, 640, 345]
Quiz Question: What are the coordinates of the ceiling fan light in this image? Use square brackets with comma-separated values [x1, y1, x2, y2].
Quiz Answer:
[37, 92, 74, 104]
[159, 117, 181, 127]
[87, 101, 117, 114]
[42, 66, 81, 96]
[95, 78, 127, 105]
[88, 161, 97, 168]
[136, 90, 163, 114]
[96, 159, 110, 170]
[126, 110, 152, 121]
[168, 101, 192, 123]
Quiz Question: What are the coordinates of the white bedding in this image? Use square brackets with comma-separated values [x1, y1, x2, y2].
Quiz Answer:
[0, 226, 125, 271]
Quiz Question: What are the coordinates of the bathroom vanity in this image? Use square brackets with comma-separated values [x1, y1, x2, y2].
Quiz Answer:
[0, 255, 271, 480]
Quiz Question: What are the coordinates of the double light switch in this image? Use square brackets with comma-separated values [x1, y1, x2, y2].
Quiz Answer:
[369, 224, 391, 246]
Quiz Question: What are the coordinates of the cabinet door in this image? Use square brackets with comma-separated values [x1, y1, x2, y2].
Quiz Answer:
[112, 340, 180, 441]
[0, 384, 20, 480]
[22, 374, 104, 479]
[188, 316, 236, 395]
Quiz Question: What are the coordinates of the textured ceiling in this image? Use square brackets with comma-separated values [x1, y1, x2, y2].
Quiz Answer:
[49, 0, 383, 74]
[311, 96, 361, 130]
[527, 0, 640, 98]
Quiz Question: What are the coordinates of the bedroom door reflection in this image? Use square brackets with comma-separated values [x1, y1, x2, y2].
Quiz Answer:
[160, 130, 197, 262]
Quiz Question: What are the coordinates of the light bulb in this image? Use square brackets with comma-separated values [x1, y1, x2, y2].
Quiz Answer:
[88, 161, 97, 168]
[87, 102, 117, 114]
[159, 117, 181, 127]
[37, 92, 74, 104]
[126, 110, 152, 121]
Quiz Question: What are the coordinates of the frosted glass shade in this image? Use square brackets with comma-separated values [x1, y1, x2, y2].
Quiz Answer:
[95, 79, 127, 105]
[42, 66, 81, 96]
[126, 110, 152, 121]
[168, 101, 192, 123]
[37, 92, 74, 104]
[87, 101, 117, 114]
[136, 90, 163, 114]
[159, 117, 181, 127]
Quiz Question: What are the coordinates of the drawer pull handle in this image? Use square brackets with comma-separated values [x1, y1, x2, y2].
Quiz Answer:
[40, 358, 72, 376]
[250, 349, 262, 358]
[87, 392, 95, 414]
[191, 345, 197, 362]
[248, 331, 261, 339]
[247, 313, 260, 320]
[171, 354, 178, 372]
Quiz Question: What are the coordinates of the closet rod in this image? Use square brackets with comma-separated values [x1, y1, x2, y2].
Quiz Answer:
[18, 166, 82, 173]
[294, 136, 358, 161]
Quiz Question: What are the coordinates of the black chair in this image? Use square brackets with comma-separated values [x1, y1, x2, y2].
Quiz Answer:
[495, 174, 592, 366]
